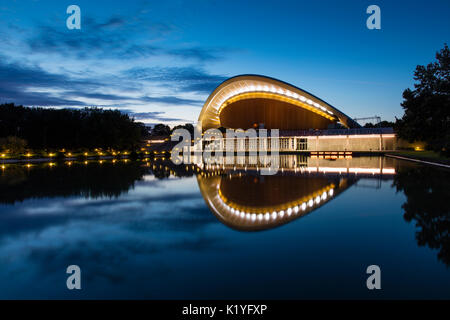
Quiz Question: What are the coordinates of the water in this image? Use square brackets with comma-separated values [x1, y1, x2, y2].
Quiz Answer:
[0, 156, 449, 299]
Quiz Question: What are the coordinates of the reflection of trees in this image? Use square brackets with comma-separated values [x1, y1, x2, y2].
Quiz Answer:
[0, 160, 196, 204]
[0, 162, 150, 204]
[393, 165, 450, 266]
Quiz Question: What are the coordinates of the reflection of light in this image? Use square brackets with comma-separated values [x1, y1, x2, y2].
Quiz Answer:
[318, 167, 348, 173]
[215, 183, 335, 224]
[311, 167, 396, 175]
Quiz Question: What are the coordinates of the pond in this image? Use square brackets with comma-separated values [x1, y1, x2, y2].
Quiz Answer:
[0, 155, 449, 299]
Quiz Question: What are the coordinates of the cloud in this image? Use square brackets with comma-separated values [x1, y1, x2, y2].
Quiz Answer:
[0, 59, 209, 109]
[26, 25, 162, 60]
[0, 11, 231, 121]
[166, 47, 226, 62]
[96, 17, 127, 29]
[125, 111, 190, 122]
[140, 95, 203, 106]
[0, 59, 98, 106]
[24, 16, 225, 62]
[125, 66, 227, 94]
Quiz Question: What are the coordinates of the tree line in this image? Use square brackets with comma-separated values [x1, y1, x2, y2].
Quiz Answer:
[0, 104, 148, 151]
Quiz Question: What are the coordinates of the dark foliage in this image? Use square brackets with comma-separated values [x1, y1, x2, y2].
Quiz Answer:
[171, 123, 195, 136]
[397, 44, 450, 156]
[150, 123, 171, 136]
[363, 120, 395, 128]
[0, 103, 146, 150]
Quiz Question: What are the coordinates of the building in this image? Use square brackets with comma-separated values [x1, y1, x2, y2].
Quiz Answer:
[197, 75, 396, 152]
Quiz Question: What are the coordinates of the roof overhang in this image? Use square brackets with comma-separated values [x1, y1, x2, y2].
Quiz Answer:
[198, 75, 360, 130]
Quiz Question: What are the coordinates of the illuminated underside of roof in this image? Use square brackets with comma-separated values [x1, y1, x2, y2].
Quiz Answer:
[198, 75, 360, 131]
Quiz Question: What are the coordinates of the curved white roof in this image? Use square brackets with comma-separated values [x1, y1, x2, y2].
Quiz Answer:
[198, 75, 360, 130]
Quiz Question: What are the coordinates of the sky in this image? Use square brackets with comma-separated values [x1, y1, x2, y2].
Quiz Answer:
[0, 0, 449, 126]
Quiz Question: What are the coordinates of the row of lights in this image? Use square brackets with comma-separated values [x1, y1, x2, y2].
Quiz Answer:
[218, 187, 335, 223]
[213, 83, 334, 116]
[11, 151, 131, 158]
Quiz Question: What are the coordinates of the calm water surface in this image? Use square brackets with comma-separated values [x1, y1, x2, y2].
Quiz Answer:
[0, 156, 449, 299]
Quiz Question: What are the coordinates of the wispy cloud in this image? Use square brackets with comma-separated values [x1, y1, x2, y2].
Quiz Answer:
[125, 111, 191, 122]
[0, 6, 233, 125]
[24, 15, 226, 62]
[124, 66, 226, 93]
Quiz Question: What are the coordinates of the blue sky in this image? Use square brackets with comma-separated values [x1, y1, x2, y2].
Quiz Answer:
[0, 0, 449, 125]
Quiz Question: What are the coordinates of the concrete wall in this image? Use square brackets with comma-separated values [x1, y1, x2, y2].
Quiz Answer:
[205, 134, 397, 152]
[306, 135, 396, 152]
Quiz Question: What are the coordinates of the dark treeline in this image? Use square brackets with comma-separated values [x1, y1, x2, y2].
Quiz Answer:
[363, 120, 396, 129]
[0, 103, 148, 150]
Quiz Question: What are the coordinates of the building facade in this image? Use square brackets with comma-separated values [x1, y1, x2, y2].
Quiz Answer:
[198, 75, 396, 152]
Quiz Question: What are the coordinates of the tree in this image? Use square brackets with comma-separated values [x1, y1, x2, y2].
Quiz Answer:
[0, 136, 27, 154]
[171, 123, 194, 136]
[363, 120, 395, 128]
[0, 104, 144, 150]
[397, 44, 450, 156]
[151, 124, 171, 136]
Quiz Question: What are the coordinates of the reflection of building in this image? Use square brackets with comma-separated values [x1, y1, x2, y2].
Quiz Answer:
[198, 75, 396, 152]
[198, 174, 344, 231]
[197, 155, 396, 231]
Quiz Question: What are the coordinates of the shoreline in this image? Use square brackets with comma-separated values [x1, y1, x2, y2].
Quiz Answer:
[386, 153, 450, 168]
